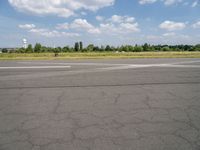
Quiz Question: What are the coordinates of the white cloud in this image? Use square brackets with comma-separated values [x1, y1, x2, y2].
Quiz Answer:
[108, 15, 135, 23]
[70, 19, 93, 30]
[29, 28, 79, 38]
[19, 15, 139, 38]
[159, 21, 186, 31]
[162, 32, 176, 36]
[144, 33, 191, 45]
[139, 0, 157, 4]
[100, 15, 140, 34]
[56, 23, 69, 30]
[191, 1, 199, 7]
[192, 21, 200, 28]
[66, 15, 139, 35]
[55, 19, 101, 34]
[109, 15, 124, 23]
[100, 23, 117, 33]
[8, 0, 115, 18]
[18, 23, 79, 37]
[18, 24, 35, 29]
[119, 23, 140, 32]
[125, 17, 135, 23]
[139, 0, 184, 5]
[96, 16, 104, 21]
[70, 19, 101, 34]
[88, 28, 101, 34]
[163, 0, 183, 6]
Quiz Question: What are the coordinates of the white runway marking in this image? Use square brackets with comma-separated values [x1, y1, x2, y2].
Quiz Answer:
[0, 60, 199, 81]
[18, 60, 200, 67]
[99, 64, 200, 71]
[18, 62, 128, 66]
[0, 66, 71, 69]
[164, 64, 200, 68]
[172, 60, 200, 65]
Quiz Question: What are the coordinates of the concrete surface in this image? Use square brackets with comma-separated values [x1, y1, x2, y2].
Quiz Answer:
[0, 58, 200, 150]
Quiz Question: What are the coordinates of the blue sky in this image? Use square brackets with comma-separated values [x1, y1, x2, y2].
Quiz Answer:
[0, 0, 200, 47]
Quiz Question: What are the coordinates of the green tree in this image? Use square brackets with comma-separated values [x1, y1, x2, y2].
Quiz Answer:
[134, 45, 143, 52]
[127, 45, 134, 52]
[194, 44, 200, 51]
[143, 43, 149, 51]
[40, 46, 48, 53]
[105, 45, 111, 51]
[57, 47, 62, 53]
[120, 45, 128, 52]
[79, 41, 83, 51]
[34, 43, 42, 53]
[53, 48, 60, 57]
[17, 48, 26, 53]
[74, 42, 79, 52]
[93, 46, 100, 51]
[87, 44, 94, 51]
[26, 44, 33, 53]
[63, 46, 70, 52]
[2, 48, 8, 53]
[162, 46, 170, 51]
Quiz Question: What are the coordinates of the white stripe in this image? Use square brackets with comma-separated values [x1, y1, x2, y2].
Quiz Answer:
[99, 64, 200, 71]
[19, 60, 200, 66]
[18, 62, 129, 66]
[0, 66, 71, 69]
[171, 60, 200, 65]
[165, 65, 200, 68]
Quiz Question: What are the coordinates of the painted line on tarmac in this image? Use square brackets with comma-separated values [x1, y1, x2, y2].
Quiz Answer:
[165, 64, 200, 68]
[99, 64, 200, 71]
[18, 62, 129, 66]
[18, 60, 200, 67]
[0, 66, 71, 69]
[0, 62, 199, 81]
[171, 60, 200, 65]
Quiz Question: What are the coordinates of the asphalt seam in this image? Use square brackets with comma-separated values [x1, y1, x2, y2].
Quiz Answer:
[0, 82, 199, 89]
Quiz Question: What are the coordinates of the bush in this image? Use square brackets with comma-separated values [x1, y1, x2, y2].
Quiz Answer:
[2, 48, 8, 53]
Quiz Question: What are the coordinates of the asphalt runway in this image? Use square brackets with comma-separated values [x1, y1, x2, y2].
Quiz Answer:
[0, 58, 200, 150]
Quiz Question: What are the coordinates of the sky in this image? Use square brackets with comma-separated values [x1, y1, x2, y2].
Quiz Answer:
[0, 0, 200, 47]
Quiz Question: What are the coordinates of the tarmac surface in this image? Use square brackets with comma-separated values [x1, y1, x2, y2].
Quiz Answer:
[0, 58, 200, 150]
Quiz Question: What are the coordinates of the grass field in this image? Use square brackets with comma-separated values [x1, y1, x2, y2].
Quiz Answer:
[0, 52, 200, 60]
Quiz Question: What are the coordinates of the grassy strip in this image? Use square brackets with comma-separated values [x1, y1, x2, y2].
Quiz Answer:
[0, 52, 200, 60]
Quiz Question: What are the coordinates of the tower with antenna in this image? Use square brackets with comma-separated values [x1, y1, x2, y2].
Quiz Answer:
[22, 38, 27, 49]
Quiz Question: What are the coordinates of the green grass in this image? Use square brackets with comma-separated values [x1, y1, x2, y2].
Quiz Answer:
[0, 51, 200, 60]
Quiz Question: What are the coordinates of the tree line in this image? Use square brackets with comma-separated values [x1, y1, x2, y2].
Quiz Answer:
[2, 42, 200, 53]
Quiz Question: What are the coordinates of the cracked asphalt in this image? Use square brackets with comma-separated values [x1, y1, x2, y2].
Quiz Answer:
[0, 58, 200, 150]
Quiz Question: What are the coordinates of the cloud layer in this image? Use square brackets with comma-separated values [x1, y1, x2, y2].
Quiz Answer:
[56, 15, 140, 35]
[139, 0, 196, 6]
[8, 0, 115, 18]
[192, 21, 200, 28]
[159, 21, 186, 31]
[9, 0, 199, 45]
[18, 24, 35, 29]
[18, 15, 140, 38]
